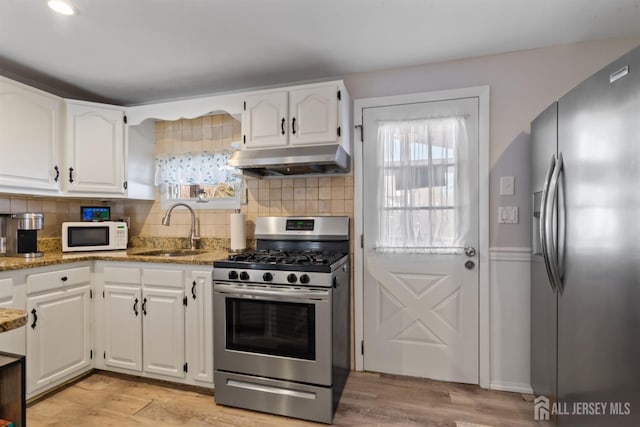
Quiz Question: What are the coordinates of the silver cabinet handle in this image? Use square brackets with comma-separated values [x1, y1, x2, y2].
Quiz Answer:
[545, 153, 564, 293]
[540, 155, 556, 292]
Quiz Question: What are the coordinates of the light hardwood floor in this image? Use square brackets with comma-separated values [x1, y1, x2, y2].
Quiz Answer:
[27, 371, 544, 426]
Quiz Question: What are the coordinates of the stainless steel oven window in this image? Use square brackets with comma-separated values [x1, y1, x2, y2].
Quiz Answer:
[225, 298, 316, 360]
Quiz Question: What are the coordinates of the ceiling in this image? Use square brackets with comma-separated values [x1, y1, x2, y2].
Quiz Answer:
[1, 0, 639, 106]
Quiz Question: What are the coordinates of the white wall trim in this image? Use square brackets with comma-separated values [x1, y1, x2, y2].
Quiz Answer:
[489, 247, 531, 262]
[490, 381, 533, 395]
[352, 86, 491, 388]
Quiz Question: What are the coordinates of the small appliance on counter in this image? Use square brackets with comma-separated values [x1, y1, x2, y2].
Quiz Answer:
[5, 213, 44, 258]
[0, 215, 6, 257]
[62, 221, 128, 252]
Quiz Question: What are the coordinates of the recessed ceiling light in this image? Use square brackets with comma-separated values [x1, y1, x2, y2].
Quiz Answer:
[48, 0, 75, 15]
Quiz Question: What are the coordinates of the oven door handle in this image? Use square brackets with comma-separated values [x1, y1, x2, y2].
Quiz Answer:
[214, 284, 329, 301]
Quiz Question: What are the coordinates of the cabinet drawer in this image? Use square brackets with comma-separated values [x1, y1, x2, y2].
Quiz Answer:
[0, 278, 13, 300]
[143, 269, 184, 288]
[104, 266, 141, 285]
[27, 266, 91, 294]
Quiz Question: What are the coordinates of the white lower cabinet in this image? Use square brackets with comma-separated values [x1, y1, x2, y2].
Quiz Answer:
[186, 270, 213, 385]
[24, 264, 93, 397]
[95, 262, 211, 388]
[0, 272, 26, 355]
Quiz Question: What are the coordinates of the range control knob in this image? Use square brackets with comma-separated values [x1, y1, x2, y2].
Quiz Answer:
[240, 271, 250, 281]
[263, 272, 273, 282]
[228, 271, 238, 280]
[287, 273, 297, 283]
[299, 274, 310, 284]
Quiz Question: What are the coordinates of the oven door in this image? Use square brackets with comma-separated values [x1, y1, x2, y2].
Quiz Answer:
[214, 281, 332, 386]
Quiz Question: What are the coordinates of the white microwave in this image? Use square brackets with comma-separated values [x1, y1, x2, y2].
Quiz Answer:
[62, 221, 128, 252]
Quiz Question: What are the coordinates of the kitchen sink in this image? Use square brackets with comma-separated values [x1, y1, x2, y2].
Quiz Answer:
[134, 249, 208, 257]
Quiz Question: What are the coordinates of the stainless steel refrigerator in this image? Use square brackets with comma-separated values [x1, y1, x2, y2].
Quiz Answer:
[531, 45, 640, 426]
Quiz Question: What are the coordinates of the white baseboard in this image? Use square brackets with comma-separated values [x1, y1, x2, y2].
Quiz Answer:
[490, 381, 534, 394]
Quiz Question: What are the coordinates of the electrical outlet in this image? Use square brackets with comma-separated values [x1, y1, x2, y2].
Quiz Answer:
[498, 206, 519, 224]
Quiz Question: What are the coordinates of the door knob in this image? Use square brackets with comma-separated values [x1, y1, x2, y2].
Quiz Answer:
[464, 247, 476, 257]
[464, 260, 475, 270]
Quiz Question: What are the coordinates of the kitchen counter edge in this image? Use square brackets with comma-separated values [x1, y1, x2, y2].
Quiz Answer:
[0, 249, 230, 272]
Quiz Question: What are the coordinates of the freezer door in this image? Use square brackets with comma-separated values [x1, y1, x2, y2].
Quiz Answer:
[530, 102, 558, 401]
[557, 46, 640, 426]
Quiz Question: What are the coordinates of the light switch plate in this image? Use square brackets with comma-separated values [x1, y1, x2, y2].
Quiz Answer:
[498, 206, 519, 224]
[500, 176, 515, 196]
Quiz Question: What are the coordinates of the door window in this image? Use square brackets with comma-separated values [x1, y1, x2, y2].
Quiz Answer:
[376, 117, 470, 252]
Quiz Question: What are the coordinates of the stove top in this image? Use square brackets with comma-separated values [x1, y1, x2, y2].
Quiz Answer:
[214, 249, 348, 273]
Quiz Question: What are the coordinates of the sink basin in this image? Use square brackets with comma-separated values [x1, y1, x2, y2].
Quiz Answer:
[134, 249, 208, 257]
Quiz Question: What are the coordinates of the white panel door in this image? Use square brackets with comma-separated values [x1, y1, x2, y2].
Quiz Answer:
[186, 270, 213, 385]
[26, 285, 92, 394]
[289, 85, 338, 146]
[0, 78, 61, 192]
[142, 287, 185, 378]
[103, 285, 142, 372]
[242, 91, 288, 148]
[362, 97, 480, 384]
[64, 101, 125, 194]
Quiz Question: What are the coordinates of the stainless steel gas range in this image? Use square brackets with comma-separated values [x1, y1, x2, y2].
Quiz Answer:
[213, 216, 350, 424]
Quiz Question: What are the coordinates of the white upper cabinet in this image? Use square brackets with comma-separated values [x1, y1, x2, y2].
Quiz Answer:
[243, 91, 288, 148]
[288, 85, 338, 146]
[64, 100, 126, 196]
[0, 76, 62, 193]
[241, 81, 348, 150]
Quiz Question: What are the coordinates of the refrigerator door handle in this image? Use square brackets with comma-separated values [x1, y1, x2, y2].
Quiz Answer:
[546, 152, 564, 293]
[540, 155, 557, 291]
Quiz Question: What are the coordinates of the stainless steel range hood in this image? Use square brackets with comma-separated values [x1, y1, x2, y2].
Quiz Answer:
[228, 144, 350, 178]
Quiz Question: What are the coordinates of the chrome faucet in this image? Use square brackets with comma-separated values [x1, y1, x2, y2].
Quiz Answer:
[161, 203, 200, 250]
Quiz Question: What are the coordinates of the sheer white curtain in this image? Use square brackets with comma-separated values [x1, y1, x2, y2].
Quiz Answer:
[375, 117, 469, 253]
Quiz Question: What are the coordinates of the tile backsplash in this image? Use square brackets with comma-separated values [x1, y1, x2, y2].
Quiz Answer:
[0, 113, 354, 246]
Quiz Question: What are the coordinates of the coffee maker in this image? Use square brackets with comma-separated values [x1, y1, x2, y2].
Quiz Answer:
[6, 212, 44, 258]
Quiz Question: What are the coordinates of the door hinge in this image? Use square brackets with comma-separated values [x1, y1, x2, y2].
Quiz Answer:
[123, 181, 128, 190]
[124, 115, 128, 124]
[90, 350, 93, 359]
[90, 289, 93, 299]
[243, 101, 246, 111]
[183, 362, 188, 373]
[337, 90, 341, 101]
[361, 340, 364, 355]
[360, 234, 364, 249]
[337, 126, 341, 137]
[183, 296, 188, 306]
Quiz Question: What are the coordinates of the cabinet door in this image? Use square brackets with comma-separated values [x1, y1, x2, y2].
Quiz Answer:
[0, 276, 26, 355]
[288, 85, 338, 146]
[186, 270, 213, 385]
[64, 102, 125, 195]
[103, 285, 142, 372]
[242, 91, 288, 148]
[142, 287, 185, 379]
[0, 78, 61, 192]
[26, 285, 92, 394]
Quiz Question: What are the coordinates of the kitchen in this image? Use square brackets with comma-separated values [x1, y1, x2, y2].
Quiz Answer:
[0, 1, 639, 426]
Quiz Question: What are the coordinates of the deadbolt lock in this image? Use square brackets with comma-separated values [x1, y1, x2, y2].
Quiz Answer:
[464, 260, 475, 270]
